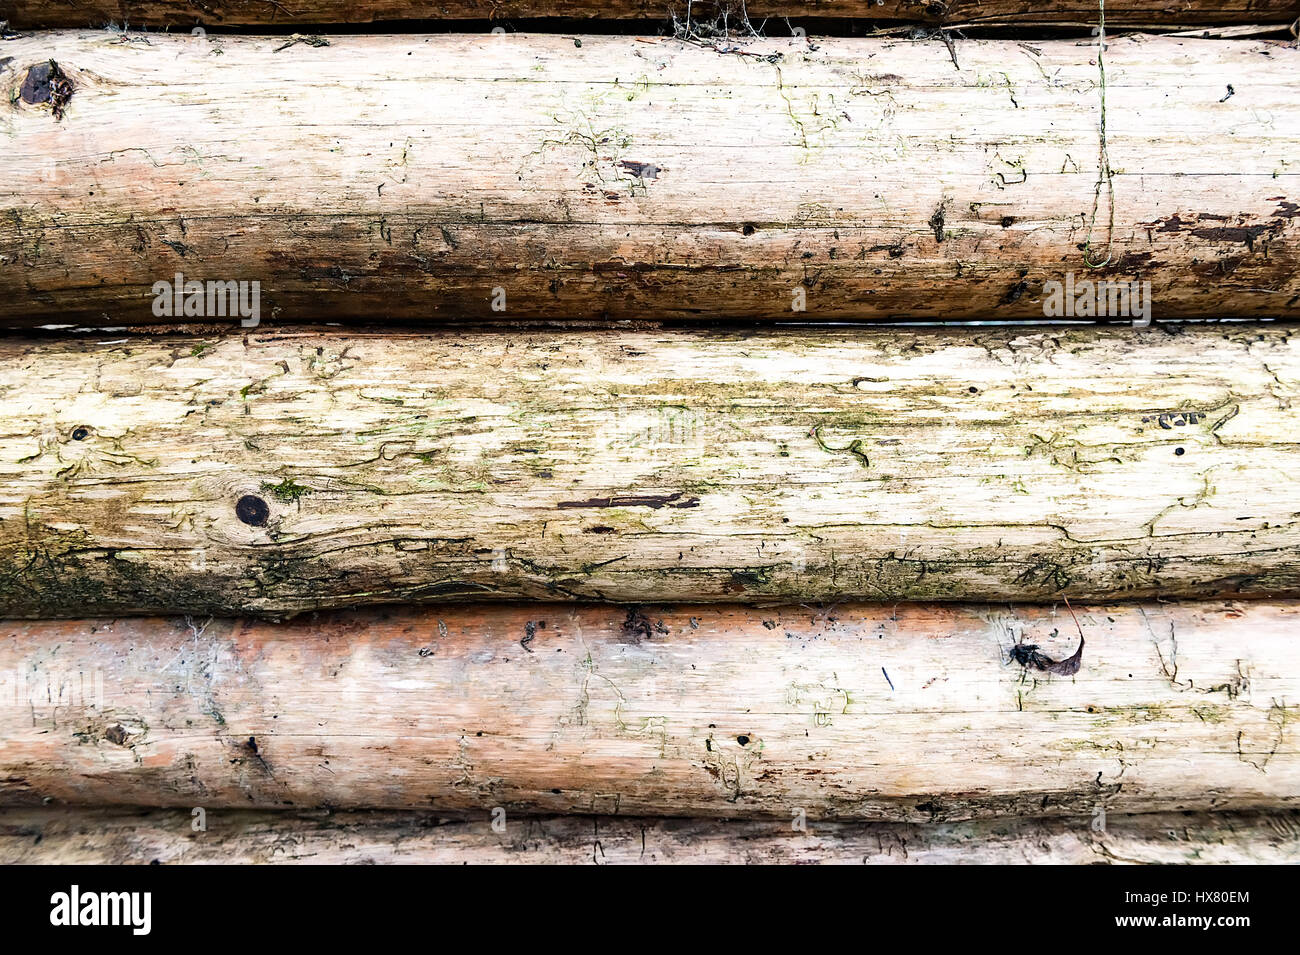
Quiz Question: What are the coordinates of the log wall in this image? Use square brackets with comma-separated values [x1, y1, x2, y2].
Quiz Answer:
[3, 7, 1298, 867]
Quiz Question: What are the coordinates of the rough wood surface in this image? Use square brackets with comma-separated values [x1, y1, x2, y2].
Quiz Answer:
[1, 807, 1296, 864]
[2, 32, 1297, 325]
[5, 1, 1299, 29]
[1, 326, 1298, 616]
[1, 601, 1296, 817]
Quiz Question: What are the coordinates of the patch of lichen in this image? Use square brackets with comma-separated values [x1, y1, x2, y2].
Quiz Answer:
[261, 478, 313, 503]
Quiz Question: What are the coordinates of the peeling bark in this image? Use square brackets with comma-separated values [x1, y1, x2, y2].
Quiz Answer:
[1, 33, 1297, 325]
[1, 601, 1296, 816]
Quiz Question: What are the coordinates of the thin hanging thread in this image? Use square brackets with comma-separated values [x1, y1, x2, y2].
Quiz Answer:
[1083, 0, 1115, 268]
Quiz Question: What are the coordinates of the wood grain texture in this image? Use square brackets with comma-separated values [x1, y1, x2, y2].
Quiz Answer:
[2, 807, 1296, 864]
[1, 601, 1296, 817]
[1, 325, 1298, 616]
[2, 32, 1297, 325]
[5, 1, 1300, 29]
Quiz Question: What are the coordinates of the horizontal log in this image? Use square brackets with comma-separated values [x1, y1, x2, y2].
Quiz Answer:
[2, 32, 1297, 325]
[10, 0, 1300, 27]
[2, 807, 1296, 864]
[5, 1, 1300, 29]
[1, 326, 1298, 615]
[1, 601, 1297, 816]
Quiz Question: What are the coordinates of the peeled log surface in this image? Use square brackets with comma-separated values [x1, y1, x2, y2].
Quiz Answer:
[2, 808, 1297, 864]
[2, 326, 1299, 616]
[6, 1, 1300, 29]
[1, 601, 1297, 817]
[2, 32, 1298, 326]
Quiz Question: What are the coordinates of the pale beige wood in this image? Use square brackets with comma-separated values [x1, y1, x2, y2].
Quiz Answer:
[5, 1, 1298, 29]
[0, 326, 1298, 615]
[1, 602, 1297, 816]
[1, 32, 1297, 325]
[1, 807, 1295, 864]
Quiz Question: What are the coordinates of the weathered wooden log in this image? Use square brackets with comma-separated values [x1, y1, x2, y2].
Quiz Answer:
[2, 807, 1296, 864]
[2, 32, 1297, 325]
[5, 0, 1298, 28]
[1, 601, 1297, 816]
[1, 326, 1298, 616]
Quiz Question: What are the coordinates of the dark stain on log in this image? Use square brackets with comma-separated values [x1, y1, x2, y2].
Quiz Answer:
[1153, 213, 1204, 233]
[1142, 411, 1204, 429]
[729, 567, 774, 591]
[240, 736, 273, 775]
[1191, 225, 1270, 251]
[929, 202, 946, 243]
[235, 495, 270, 527]
[867, 240, 907, 259]
[618, 608, 669, 644]
[294, 264, 353, 285]
[1002, 280, 1028, 304]
[619, 160, 660, 180]
[19, 60, 73, 119]
[1148, 204, 1297, 252]
[620, 607, 655, 644]
[273, 35, 330, 53]
[1112, 251, 1154, 270]
[103, 724, 129, 746]
[1196, 255, 1246, 277]
[558, 492, 700, 510]
[1010, 635, 1084, 676]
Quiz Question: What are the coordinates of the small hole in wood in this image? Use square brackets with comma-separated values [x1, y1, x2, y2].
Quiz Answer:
[236, 494, 270, 526]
